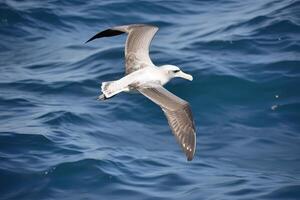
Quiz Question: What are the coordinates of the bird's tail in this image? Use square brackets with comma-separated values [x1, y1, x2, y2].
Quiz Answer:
[98, 80, 124, 100]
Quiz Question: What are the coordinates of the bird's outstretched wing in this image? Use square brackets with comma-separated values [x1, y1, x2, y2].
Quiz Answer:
[138, 86, 196, 161]
[86, 24, 158, 74]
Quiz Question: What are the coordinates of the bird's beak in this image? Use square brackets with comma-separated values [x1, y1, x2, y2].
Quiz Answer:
[177, 71, 193, 81]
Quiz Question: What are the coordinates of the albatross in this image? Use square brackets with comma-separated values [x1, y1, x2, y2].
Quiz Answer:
[86, 24, 196, 161]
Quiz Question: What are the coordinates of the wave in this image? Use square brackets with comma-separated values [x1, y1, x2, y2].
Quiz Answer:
[1, 0, 299, 199]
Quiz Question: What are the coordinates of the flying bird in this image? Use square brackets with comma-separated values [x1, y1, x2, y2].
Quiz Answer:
[86, 24, 196, 161]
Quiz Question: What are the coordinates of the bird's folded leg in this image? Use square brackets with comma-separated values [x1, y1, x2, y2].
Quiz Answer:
[97, 94, 107, 101]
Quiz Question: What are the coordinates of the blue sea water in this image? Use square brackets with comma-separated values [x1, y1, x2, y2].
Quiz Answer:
[1, 0, 300, 199]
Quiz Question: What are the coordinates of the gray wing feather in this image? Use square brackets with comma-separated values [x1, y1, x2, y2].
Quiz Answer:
[86, 24, 158, 74]
[138, 86, 196, 161]
[116, 24, 158, 74]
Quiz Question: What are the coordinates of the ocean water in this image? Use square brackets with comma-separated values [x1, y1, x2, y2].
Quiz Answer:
[1, 0, 300, 199]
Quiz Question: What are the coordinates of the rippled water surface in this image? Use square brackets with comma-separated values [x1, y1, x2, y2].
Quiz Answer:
[1, 0, 300, 199]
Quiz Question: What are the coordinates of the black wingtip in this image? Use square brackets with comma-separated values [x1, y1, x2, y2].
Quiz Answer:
[85, 29, 125, 44]
[187, 155, 194, 161]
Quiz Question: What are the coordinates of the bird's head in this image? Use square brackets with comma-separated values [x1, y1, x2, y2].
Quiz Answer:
[161, 65, 193, 81]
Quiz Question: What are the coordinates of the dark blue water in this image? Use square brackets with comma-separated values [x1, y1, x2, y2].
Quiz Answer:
[1, 0, 300, 199]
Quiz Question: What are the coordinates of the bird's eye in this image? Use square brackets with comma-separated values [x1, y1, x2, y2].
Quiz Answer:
[174, 70, 180, 73]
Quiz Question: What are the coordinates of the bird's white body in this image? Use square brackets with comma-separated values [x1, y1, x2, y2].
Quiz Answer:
[101, 65, 193, 99]
[101, 66, 165, 98]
